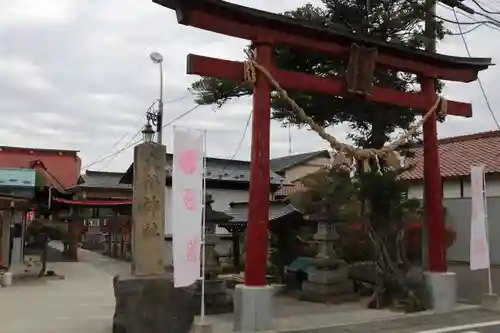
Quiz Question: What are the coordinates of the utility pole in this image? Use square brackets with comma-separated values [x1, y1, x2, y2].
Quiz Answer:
[149, 51, 164, 144]
[425, 0, 436, 54]
[157, 62, 164, 144]
[422, 0, 436, 271]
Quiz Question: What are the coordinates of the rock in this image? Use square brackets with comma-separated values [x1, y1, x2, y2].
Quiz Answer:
[406, 265, 424, 286]
[190, 279, 234, 315]
[113, 275, 195, 333]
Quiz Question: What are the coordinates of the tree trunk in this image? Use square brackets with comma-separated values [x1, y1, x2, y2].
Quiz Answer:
[38, 235, 48, 277]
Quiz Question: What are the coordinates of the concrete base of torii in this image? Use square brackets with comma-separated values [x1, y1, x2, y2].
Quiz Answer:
[424, 271, 457, 312]
[233, 285, 274, 332]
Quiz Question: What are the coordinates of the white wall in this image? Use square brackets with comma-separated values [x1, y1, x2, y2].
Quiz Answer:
[164, 186, 250, 235]
[407, 176, 500, 199]
[283, 156, 330, 183]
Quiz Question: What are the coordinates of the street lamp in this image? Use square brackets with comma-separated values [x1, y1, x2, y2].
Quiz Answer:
[149, 51, 164, 144]
[142, 123, 155, 143]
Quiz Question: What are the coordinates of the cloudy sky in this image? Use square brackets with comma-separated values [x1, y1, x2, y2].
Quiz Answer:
[1, 0, 499, 173]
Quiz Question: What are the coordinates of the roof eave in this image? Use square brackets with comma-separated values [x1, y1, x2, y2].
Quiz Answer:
[278, 151, 329, 172]
[154, 0, 493, 77]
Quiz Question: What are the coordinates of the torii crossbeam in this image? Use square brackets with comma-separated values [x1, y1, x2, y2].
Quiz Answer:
[154, 0, 492, 327]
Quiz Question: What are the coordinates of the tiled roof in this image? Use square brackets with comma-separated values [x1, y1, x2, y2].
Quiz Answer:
[401, 130, 500, 180]
[78, 170, 131, 189]
[121, 154, 284, 185]
[270, 150, 328, 172]
[224, 201, 299, 223]
[0, 146, 80, 189]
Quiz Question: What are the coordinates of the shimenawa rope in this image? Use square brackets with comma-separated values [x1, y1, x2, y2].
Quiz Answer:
[243, 49, 447, 172]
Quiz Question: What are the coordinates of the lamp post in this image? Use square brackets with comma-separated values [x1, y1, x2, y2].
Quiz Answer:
[149, 51, 164, 144]
[142, 123, 155, 143]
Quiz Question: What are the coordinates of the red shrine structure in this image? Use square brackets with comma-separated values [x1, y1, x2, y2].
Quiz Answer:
[154, 0, 492, 325]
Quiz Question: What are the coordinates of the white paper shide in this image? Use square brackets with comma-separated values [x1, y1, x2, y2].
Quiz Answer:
[470, 165, 490, 271]
[172, 128, 204, 287]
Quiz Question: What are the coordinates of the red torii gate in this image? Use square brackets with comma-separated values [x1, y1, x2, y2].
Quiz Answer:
[154, 0, 491, 288]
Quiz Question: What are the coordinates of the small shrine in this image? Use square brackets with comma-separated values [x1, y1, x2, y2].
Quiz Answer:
[219, 201, 308, 284]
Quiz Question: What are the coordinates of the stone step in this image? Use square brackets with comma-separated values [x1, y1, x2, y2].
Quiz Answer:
[307, 268, 349, 284]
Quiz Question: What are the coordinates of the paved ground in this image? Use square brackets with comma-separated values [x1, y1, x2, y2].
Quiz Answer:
[0, 243, 126, 333]
[413, 321, 500, 333]
[2, 244, 500, 333]
[308, 309, 500, 333]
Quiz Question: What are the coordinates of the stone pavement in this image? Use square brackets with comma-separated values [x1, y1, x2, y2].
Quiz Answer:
[2, 244, 500, 333]
[0, 243, 127, 333]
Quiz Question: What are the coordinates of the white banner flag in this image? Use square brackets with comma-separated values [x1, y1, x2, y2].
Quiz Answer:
[172, 128, 204, 287]
[470, 165, 490, 270]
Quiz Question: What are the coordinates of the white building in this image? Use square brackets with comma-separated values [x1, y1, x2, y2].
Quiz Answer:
[400, 130, 500, 264]
[269, 131, 500, 201]
[401, 130, 500, 199]
[121, 154, 284, 263]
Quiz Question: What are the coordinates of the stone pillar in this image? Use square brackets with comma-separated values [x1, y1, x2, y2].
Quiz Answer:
[113, 143, 194, 333]
[299, 220, 358, 303]
[130, 142, 166, 275]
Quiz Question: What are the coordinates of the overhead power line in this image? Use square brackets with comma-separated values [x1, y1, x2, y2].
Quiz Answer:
[470, 0, 500, 15]
[97, 129, 143, 171]
[81, 104, 202, 171]
[438, 0, 500, 27]
[84, 100, 159, 171]
[451, 8, 500, 130]
[436, 2, 500, 33]
[161, 104, 202, 128]
[447, 22, 484, 34]
[228, 111, 252, 161]
[439, 0, 476, 14]
[437, 14, 492, 25]
[219, 110, 252, 175]
[85, 95, 192, 171]
[163, 95, 190, 104]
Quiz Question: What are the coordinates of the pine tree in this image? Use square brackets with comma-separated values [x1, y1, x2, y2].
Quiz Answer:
[189, 0, 447, 148]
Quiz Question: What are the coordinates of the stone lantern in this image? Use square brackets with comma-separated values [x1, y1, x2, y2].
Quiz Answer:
[191, 194, 234, 315]
[203, 194, 228, 278]
[299, 209, 359, 303]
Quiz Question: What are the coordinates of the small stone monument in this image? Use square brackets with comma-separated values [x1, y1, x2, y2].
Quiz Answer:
[191, 194, 234, 315]
[112, 142, 194, 333]
[299, 215, 358, 303]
